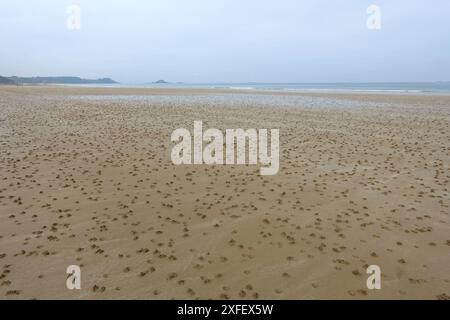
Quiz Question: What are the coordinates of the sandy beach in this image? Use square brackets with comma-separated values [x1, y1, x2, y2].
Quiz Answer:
[0, 85, 449, 300]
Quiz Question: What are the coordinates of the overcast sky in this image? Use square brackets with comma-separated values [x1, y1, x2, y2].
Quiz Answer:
[1, 0, 449, 83]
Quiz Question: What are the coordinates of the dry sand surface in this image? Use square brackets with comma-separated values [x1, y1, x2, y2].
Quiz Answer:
[0, 85, 449, 299]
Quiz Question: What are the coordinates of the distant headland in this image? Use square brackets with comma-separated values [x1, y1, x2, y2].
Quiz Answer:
[0, 76, 17, 85]
[0, 76, 119, 85]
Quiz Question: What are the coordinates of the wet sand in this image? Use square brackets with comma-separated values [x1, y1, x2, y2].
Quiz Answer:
[0, 86, 449, 299]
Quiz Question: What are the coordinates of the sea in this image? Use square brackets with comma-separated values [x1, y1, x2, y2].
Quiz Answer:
[68, 82, 450, 95]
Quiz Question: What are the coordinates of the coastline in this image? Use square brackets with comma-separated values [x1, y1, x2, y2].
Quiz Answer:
[3, 83, 450, 96]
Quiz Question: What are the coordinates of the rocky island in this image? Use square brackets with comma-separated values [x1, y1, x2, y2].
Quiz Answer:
[153, 79, 169, 84]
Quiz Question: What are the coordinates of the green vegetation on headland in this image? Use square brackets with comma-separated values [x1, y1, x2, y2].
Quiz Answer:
[0, 76, 118, 85]
[0, 76, 18, 85]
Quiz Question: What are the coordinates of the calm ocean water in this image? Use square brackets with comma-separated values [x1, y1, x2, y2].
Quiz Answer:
[67, 82, 450, 94]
